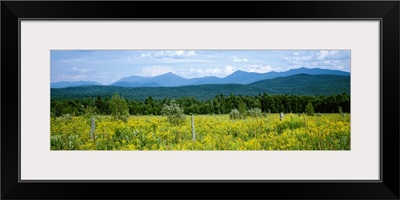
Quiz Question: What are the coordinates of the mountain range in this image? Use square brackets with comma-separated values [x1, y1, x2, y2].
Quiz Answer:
[51, 74, 350, 100]
[50, 81, 101, 89]
[50, 67, 350, 88]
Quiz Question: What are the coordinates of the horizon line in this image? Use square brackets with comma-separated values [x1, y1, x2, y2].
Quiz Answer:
[51, 67, 350, 84]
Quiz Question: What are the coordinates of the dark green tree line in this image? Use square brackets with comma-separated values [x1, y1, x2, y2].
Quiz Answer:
[51, 92, 350, 117]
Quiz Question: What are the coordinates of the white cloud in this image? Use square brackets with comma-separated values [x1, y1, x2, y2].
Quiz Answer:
[317, 50, 340, 60]
[141, 53, 152, 58]
[317, 51, 330, 60]
[229, 56, 248, 63]
[156, 57, 185, 64]
[284, 51, 343, 62]
[242, 65, 273, 73]
[59, 58, 102, 65]
[330, 50, 339, 55]
[282, 55, 312, 61]
[205, 68, 221, 75]
[141, 50, 196, 59]
[181, 65, 267, 78]
[189, 68, 204, 74]
[60, 58, 84, 65]
[141, 66, 173, 77]
[71, 67, 93, 73]
[199, 66, 235, 77]
[224, 65, 236, 75]
[170, 50, 196, 57]
[175, 65, 236, 78]
[282, 50, 350, 71]
[200, 65, 235, 77]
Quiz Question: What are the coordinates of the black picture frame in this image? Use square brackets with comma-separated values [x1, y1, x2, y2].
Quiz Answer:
[1, 1, 399, 199]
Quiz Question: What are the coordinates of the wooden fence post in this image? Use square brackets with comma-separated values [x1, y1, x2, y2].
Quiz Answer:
[191, 115, 196, 141]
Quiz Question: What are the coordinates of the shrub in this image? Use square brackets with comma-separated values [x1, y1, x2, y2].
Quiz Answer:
[161, 100, 186, 125]
[229, 109, 242, 119]
[110, 93, 129, 122]
[83, 105, 97, 125]
[50, 135, 62, 150]
[61, 113, 72, 121]
[238, 101, 247, 116]
[338, 106, 346, 118]
[305, 102, 315, 116]
[247, 108, 262, 118]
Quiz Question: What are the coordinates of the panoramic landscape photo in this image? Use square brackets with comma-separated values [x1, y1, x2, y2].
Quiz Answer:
[50, 50, 350, 150]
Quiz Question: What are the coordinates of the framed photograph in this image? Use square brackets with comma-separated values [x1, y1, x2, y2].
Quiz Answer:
[2, 1, 399, 199]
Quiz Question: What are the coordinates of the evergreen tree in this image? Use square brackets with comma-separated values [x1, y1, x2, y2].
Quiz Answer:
[305, 102, 315, 116]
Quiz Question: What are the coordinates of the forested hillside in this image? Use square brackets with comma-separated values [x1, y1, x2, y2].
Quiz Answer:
[51, 74, 350, 101]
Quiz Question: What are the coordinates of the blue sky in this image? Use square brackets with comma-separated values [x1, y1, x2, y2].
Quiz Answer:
[51, 50, 350, 85]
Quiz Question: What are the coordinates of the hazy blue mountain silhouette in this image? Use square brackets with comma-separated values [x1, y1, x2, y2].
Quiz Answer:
[113, 67, 349, 87]
[51, 74, 350, 100]
[50, 81, 101, 88]
[51, 67, 350, 88]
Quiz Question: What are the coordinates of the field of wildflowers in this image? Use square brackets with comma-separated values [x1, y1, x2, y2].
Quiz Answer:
[50, 113, 350, 150]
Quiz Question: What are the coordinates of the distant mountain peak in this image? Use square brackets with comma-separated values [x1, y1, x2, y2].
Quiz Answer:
[109, 67, 349, 88]
[163, 72, 175, 75]
[233, 70, 258, 74]
[157, 72, 185, 79]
